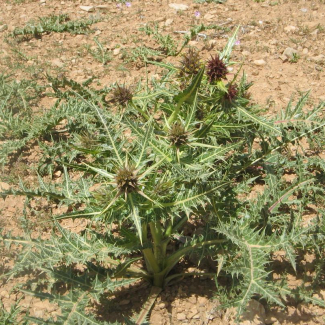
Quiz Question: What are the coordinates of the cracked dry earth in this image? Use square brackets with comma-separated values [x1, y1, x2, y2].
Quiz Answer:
[0, 0, 325, 324]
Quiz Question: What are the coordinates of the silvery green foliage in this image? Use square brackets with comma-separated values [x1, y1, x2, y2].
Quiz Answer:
[1, 29, 325, 323]
[11, 14, 98, 38]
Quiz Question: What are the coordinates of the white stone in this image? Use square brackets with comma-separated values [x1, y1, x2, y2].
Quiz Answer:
[169, 3, 189, 11]
[188, 306, 199, 318]
[204, 13, 215, 21]
[208, 39, 217, 48]
[80, 5, 95, 12]
[311, 29, 318, 36]
[52, 59, 64, 68]
[176, 312, 186, 320]
[113, 48, 120, 56]
[165, 18, 173, 26]
[253, 59, 266, 66]
[284, 25, 297, 33]
[188, 40, 198, 47]
[158, 302, 166, 309]
[283, 47, 298, 60]
[154, 17, 165, 23]
[0, 182, 10, 190]
[279, 54, 288, 62]
[311, 54, 325, 64]
[33, 309, 44, 318]
[53, 170, 62, 178]
[197, 296, 208, 306]
[0, 290, 9, 298]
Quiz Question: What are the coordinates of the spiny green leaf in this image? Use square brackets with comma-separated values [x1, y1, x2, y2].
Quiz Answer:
[236, 105, 281, 135]
[173, 67, 205, 106]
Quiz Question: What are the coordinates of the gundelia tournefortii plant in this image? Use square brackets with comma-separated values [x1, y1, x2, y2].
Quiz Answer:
[1, 28, 325, 324]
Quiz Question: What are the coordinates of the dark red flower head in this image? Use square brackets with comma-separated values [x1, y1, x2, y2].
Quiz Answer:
[206, 55, 228, 83]
[225, 84, 238, 102]
[112, 84, 133, 106]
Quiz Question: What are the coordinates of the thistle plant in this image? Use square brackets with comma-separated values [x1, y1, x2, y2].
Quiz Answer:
[87, 37, 112, 65]
[111, 84, 133, 106]
[11, 14, 98, 39]
[1, 28, 325, 323]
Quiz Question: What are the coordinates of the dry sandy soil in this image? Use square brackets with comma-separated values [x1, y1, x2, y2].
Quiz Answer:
[0, 0, 325, 324]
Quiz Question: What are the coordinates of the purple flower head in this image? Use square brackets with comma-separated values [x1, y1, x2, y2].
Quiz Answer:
[116, 3, 122, 8]
[235, 39, 240, 46]
[194, 11, 201, 18]
[125, 2, 131, 7]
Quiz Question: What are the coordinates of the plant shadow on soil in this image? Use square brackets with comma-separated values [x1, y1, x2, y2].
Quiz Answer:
[93, 275, 216, 323]
[90, 252, 325, 324]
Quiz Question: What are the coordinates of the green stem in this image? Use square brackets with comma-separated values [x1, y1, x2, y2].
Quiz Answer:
[142, 248, 160, 274]
[176, 148, 180, 164]
[149, 221, 166, 269]
[163, 239, 226, 279]
[167, 101, 182, 126]
[171, 215, 188, 234]
[130, 101, 150, 121]
[149, 221, 162, 245]
[142, 222, 148, 243]
[164, 221, 173, 237]
[142, 248, 166, 287]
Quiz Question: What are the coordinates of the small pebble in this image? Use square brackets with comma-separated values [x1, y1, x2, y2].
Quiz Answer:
[158, 302, 166, 309]
[204, 13, 215, 21]
[242, 50, 251, 56]
[80, 5, 94, 12]
[113, 48, 120, 56]
[284, 25, 297, 33]
[164, 18, 173, 26]
[0, 290, 9, 298]
[254, 59, 267, 66]
[168, 3, 189, 11]
[176, 312, 186, 320]
[283, 47, 298, 60]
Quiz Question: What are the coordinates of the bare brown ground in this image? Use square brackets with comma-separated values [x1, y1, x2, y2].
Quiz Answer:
[0, 0, 325, 324]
